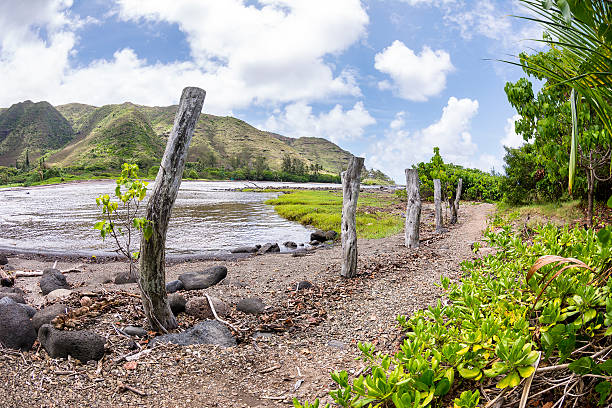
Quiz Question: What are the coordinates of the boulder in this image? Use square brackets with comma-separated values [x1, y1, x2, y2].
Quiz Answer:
[257, 243, 280, 255]
[32, 303, 69, 332]
[38, 324, 105, 362]
[168, 293, 187, 315]
[283, 241, 298, 249]
[19, 303, 37, 318]
[165, 280, 184, 294]
[40, 268, 70, 295]
[46, 289, 73, 302]
[0, 254, 7, 265]
[178, 266, 227, 290]
[309, 240, 321, 246]
[236, 297, 266, 315]
[310, 229, 337, 242]
[230, 246, 259, 254]
[114, 271, 137, 285]
[150, 320, 235, 348]
[0, 297, 37, 350]
[0, 287, 25, 296]
[296, 281, 313, 291]
[185, 296, 228, 320]
[94, 274, 113, 284]
[123, 326, 148, 337]
[0, 292, 25, 304]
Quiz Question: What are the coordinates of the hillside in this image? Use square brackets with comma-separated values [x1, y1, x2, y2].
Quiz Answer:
[0, 101, 74, 166]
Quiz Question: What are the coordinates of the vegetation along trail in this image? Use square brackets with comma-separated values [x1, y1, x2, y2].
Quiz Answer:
[0, 201, 493, 407]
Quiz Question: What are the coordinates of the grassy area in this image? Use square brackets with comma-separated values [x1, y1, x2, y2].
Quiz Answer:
[265, 190, 404, 239]
[496, 200, 584, 225]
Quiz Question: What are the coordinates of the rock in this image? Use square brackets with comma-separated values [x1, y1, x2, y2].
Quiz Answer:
[94, 274, 113, 284]
[185, 296, 228, 320]
[257, 243, 280, 254]
[123, 326, 148, 337]
[283, 241, 298, 249]
[0, 292, 25, 304]
[165, 280, 184, 294]
[236, 297, 266, 315]
[0, 254, 7, 265]
[0, 287, 25, 296]
[150, 320, 236, 348]
[46, 289, 73, 302]
[38, 324, 105, 362]
[296, 281, 313, 291]
[18, 303, 37, 318]
[39, 268, 70, 295]
[327, 340, 346, 349]
[32, 303, 69, 332]
[178, 266, 227, 290]
[230, 246, 259, 254]
[80, 296, 93, 307]
[310, 229, 337, 242]
[114, 271, 137, 285]
[168, 293, 187, 315]
[0, 297, 36, 350]
[309, 240, 321, 246]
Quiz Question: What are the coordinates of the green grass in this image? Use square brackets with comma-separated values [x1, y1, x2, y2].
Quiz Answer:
[265, 190, 404, 239]
[496, 200, 583, 226]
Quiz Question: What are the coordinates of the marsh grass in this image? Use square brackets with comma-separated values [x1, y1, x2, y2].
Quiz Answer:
[265, 190, 404, 239]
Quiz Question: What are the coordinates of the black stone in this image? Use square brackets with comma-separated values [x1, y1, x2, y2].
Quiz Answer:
[0, 287, 25, 296]
[114, 271, 137, 285]
[309, 240, 320, 246]
[0, 254, 7, 265]
[168, 293, 187, 315]
[230, 246, 259, 254]
[0, 292, 25, 304]
[150, 320, 236, 348]
[165, 280, 184, 294]
[178, 266, 227, 290]
[283, 241, 298, 249]
[236, 297, 266, 315]
[0, 298, 36, 350]
[123, 326, 148, 337]
[39, 268, 70, 295]
[296, 281, 313, 291]
[32, 303, 69, 332]
[38, 325, 105, 361]
[257, 243, 280, 255]
[310, 229, 337, 242]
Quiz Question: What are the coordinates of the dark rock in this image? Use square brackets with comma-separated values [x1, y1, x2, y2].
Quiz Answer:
[178, 266, 227, 290]
[0, 297, 36, 350]
[150, 320, 235, 348]
[32, 303, 69, 332]
[296, 281, 313, 291]
[236, 297, 266, 315]
[168, 293, 187, 315]
[39, 268, 70, 295]
[324, 230, 338, 241]
[292, 250, 308, 257]
[283, 241, 298, 249]
[0, 287, 25, 296]
[165, 280, 184, 294]
[94, 274, 113, 284]
[123, 326, 148, 337]
[309, 240, 321, 246]
[114, 271, 137, 285]
[38, 324, 105, 362]
[0, 254, 7, 265]
[257, 243, 280, 254]
[185, 296, 228, 320]
[310, 229, 337, 242]
[0, 292, 25, 304]
[19, 303, 37, 318]
[230, 246, 259, 254]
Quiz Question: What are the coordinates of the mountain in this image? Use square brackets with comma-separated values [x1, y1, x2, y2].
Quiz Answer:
[0, 101, 74, 166]
[1, 100, 354, 174]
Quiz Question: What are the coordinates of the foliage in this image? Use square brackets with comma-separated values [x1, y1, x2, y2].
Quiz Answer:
[94, 163, 152, 275]
[265, 190, 404, 239]
[298, 219, 612, 407]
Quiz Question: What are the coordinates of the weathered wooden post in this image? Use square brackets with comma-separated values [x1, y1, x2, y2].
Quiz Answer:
[433, 178, 443, 233]
[450, 178, 462, 224]
[404, 169, 421, 248]
[139, 87, 206, 332]
[341, 156, 364, 278]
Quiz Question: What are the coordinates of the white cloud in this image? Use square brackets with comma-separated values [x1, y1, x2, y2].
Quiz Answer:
[0, 0, 368, 113]
[264, 101, 375, 144]
[500, 114, 527, 148]
[374, 41, 454, 101]
[367, 97, 500, 182]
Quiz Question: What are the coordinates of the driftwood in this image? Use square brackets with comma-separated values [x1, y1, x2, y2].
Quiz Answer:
[433, 179, 443, 233]
[12, 268, 82, 278]
[450, 178, 462, 224]
[139, 87, 206, 332]
[341, 156, 364, 278]
[404, 169, 421, 248]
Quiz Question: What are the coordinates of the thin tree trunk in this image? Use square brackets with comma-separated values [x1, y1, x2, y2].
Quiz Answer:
[587, 168, 594, 228]
[434, 179, 443, 233]
[450, 178, 462, 225]
[404, 169, 421, 248]
[139, 87, 206, 332]
[341, 156, 364, 278]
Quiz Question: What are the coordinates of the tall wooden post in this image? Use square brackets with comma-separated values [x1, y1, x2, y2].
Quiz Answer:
[139, 87, 206, 332]
[341, 156, 364, 278]
[450, 178, 462, 224]
[433, 178, 443, 233]
[404, 169, 421, 248]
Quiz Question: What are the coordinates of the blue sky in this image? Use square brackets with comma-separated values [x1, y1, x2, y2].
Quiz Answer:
[0, 0, 543, 181]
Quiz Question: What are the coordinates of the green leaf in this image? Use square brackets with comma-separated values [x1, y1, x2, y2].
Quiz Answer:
[496, 371, 520, 389]
[484, 362, 508, 378]
[583, 308, 597, 323]
[597, 228, 611, 246]
[597, 360, 612, 375]
[595, 381, 612, 406]
[434, 378, 451, 396]
[569, 356, 594, 375]
[517, 365, 535, 378]
[607, 195, 612, 209]
[605, 326, 612, 336]
[458, 365, 482, 380]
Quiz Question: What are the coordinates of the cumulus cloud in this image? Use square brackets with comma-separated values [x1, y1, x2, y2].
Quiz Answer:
[264, 101, 375, 144]
[366, 97, 500, 182]
[374, 41, 454, 101]
[501, 113, 530, 148]
[0, 0, 368, 113]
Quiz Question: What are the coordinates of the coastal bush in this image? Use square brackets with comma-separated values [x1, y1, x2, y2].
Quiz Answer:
[296, 220, 612, 407]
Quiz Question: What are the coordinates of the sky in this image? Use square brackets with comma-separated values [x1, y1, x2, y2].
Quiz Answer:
[0, 0, 544, 182]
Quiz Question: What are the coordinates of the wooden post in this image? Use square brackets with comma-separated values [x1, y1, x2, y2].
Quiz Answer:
[433, 178, 443, 233]
[139, 87, 206, 332]
[404, 169, 421, 248]
[450, 178, 462, 224]
[341, 156, 364, 278]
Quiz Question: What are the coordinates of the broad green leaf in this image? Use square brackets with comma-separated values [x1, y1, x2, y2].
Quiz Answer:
[569, 356, 594, 375]
[496, 371, 520, 389]
[483, 362, 507, 378]
[607, 195, 612, 209]
[458, 365, 482, 380]
[595, 381, 612, 406]
[434, 378, 451, 396]
[517, 365, 535, 378]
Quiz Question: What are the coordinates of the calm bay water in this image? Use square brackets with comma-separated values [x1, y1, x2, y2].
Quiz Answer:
[0, 180, 339, 256]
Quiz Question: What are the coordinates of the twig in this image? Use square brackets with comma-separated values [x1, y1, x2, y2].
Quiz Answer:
[259, 365, 281, 374]
[117, 382, 146, 396]
[205, 294, 240, 333]
[261, 394, 286, 400]
[52, 260, 58, 269]
[536, 363, 569, 373]
[484, 387, 508, 408]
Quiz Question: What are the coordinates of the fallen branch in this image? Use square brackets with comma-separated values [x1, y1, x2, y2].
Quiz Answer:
[117, 382, 146, 396]
[13, 268, 83, 278]
[259, 365, 281, 374]
[205, 294, 240, 333]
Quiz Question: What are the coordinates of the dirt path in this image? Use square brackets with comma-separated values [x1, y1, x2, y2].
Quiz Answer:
[0, 202, 493, 408]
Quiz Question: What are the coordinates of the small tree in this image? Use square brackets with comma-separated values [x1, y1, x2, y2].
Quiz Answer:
[94, 163, 152, 278]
